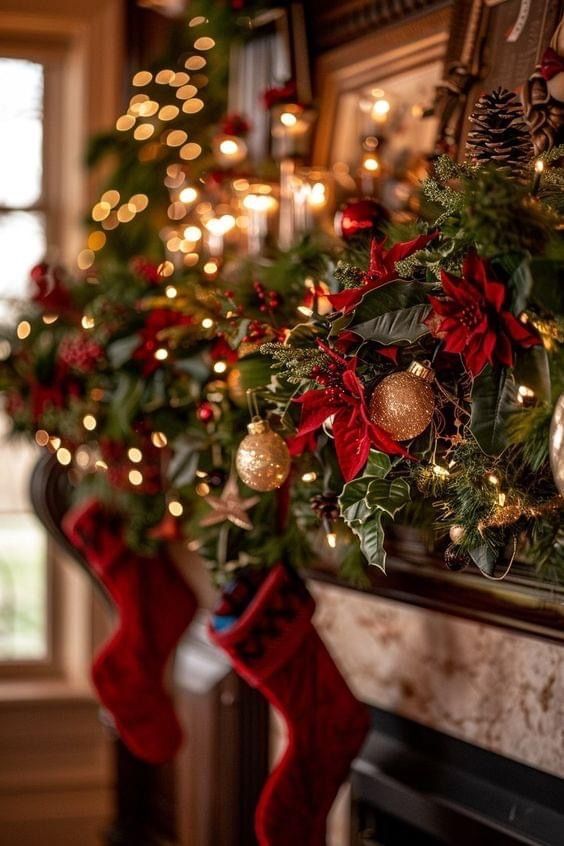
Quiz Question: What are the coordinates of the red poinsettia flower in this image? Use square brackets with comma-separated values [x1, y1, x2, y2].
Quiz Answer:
[425, 254, 540, 377]
[220, 113, 251, 137]
[30, 263, 72, 313]
[328, 233, 436, 314]
[133, 308, 193, 376]
[294, 343, 409, 481]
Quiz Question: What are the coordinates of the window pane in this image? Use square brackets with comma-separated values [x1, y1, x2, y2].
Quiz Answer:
[0, 59, 44, 207]
[0, 210, 46, 315]
[0, 512, 47, 661]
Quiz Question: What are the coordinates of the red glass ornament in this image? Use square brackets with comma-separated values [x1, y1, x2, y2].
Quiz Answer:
[334, 199, 389, 242]
[197, 402, 215, 423]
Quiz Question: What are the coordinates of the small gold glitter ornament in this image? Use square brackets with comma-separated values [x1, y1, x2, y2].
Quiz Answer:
[236, 417, 291, 492]
[227, 366, 247, 407]
[368, 361, 435, 441]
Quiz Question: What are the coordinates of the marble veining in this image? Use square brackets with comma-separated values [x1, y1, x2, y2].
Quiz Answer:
[311, 582, 564, 778]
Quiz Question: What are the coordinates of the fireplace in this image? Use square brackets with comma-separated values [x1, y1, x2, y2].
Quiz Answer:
[351, 707, 563, 846]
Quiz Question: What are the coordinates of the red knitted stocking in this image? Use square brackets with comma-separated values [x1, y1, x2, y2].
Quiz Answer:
[63, 498, 197, 764]
[209, 565, 369, 846]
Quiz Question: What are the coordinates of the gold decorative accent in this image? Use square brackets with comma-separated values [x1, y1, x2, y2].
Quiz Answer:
[369, 364, 436, 441]
[235, 418, 291, 492]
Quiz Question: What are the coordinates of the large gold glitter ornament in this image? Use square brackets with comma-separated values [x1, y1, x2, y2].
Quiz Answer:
[236, 417, 291, 491]
[550, 393, 564, 494]
[368, 361, 435, 441]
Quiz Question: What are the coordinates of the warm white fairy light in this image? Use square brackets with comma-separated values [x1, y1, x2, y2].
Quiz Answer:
[179, 186, 198, 204]
[301, 472, 317, 483]
[326, 532, 337, 548]
[201, 318, 214, 329]
[151, 431, 168, 448]
[168, 500, 184, 517]
[129, 469, 143, 486]
[82, 414, 97, 431]
[154, 348, 169, 361]
[56, 447, 72, 466]
[128, 447, 143, 463]
[213, 361, 227, 374]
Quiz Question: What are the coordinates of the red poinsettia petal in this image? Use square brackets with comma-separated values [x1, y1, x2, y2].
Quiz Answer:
[385, 232, 437, 271]
[482, 279, 506, 312]
[440, 270, 480, 306]
[368, 421, 411, 458]
[333, 407, 372, 481]
[443, 323, 470, 353]
[294, 389, 341, 434]
[500, 312, 541, 348]
[327, 287, 365, 313]
[463, 342, 488, 376]
[427, 295, 458, 317]
[375, 345, 399, 363]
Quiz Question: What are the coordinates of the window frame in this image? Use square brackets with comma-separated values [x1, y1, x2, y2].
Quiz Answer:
[0, 0, 123, 685]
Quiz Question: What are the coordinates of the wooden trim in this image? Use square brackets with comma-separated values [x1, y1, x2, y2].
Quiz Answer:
[312, 5, 452, 166]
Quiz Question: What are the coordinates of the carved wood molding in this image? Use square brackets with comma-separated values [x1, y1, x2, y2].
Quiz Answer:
[306, 0, 452, 54]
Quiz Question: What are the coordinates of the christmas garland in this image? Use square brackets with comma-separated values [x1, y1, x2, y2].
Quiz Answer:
[0, 0, 562, 587]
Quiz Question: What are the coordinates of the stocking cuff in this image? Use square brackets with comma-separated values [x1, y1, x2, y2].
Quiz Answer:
[209, 564, 314, 685]
[63, 498, 127, 573]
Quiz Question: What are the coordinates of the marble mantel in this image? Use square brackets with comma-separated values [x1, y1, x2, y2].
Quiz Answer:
[311, 582, 564, 779]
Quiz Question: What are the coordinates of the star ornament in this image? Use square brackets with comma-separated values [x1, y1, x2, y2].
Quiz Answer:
[200, 474, 259, 530]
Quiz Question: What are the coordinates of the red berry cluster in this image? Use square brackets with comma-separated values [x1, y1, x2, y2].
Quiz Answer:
[310, 360, 343, 388]
[253, 281, 281, 313]
[58, 334, 103, 374]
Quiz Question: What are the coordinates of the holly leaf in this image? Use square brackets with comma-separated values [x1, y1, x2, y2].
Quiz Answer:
[107, 373, 144, 436]
[350, 281, 432, 324]
[364, 450, 392, 478]
[365, 477, 411, 517]
[358, 514, 386, 571]
[350, 303, 431, 345]
[339, 478, 373, 528]
[470, 366, 519, 455]
[338, 451, 391, 527]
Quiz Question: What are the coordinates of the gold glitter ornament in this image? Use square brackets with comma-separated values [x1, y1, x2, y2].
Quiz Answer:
[368, 361, 435, 441]
[227, 366, 247, 407]
[449, 525, 465, 544]
[236, 417, 291, 492]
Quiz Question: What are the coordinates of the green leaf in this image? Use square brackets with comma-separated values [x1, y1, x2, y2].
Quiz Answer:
[514, 346, 551, 404]
[351, 281, 432, 325]
[107, 335, 141, 368]
[358, 514, 386, 571]
[469, 545, 498, 576]
[236, 354, 275, 390]
[107, 373, 144, 436]
[167, 438, 201, 487]
[351, 303, 431, 345]
[365, 477, 411, 517]
[506, 259, 533, 315]
[470, 366, 519, 455]
[175, 355, 210, 381]
[339, 479, 373, 528]
[365, 450, 392, 478]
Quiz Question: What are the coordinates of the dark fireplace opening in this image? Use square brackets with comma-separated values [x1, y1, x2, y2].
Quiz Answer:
[351, 708, 563, 846]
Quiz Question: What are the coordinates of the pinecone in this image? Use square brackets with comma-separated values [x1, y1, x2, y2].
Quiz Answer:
[466, 88, 533, 177]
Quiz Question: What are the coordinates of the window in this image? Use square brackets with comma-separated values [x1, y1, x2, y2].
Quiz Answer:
[0, 57, 49, 663]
